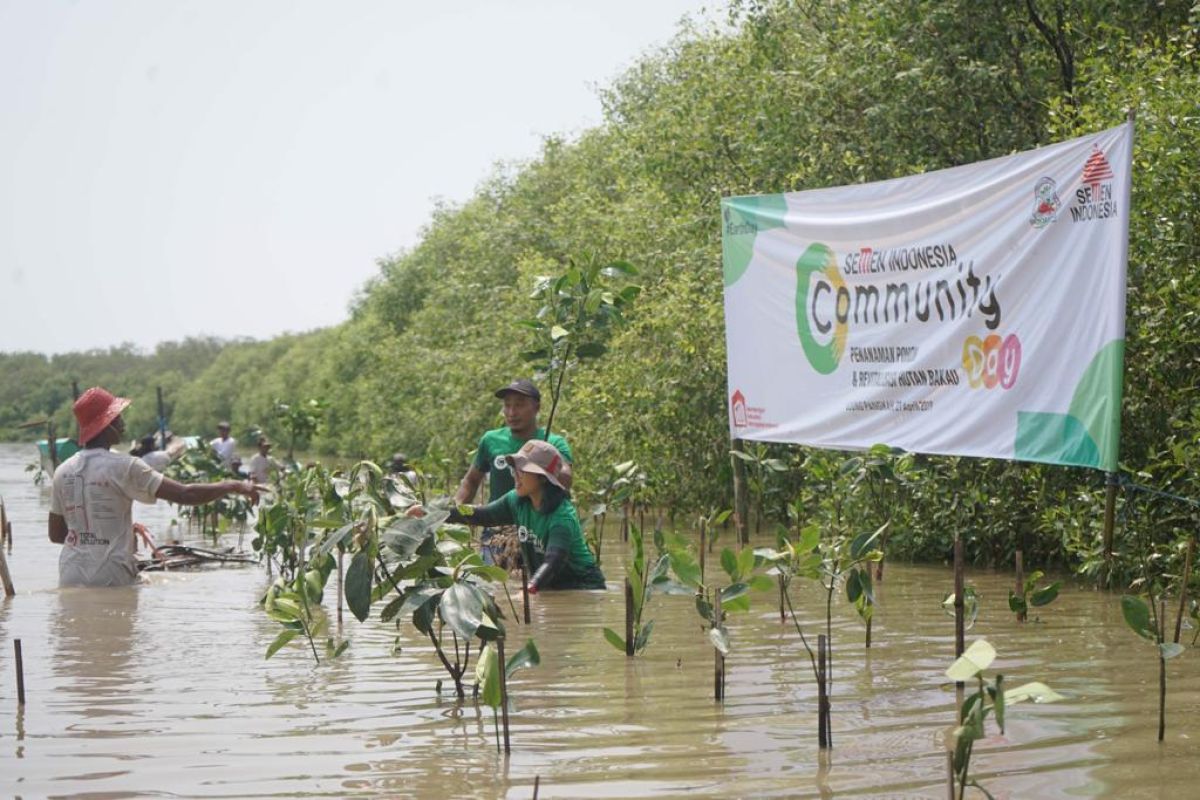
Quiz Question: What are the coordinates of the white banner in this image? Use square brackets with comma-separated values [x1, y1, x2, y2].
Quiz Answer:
[721, 123, 1132, 471]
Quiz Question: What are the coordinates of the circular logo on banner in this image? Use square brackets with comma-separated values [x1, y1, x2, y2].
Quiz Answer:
[795, 242, 848, 374]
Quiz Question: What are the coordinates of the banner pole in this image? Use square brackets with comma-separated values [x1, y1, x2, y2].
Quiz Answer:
[1102, 472, 1118, 558]
[731, 438, 749, 546]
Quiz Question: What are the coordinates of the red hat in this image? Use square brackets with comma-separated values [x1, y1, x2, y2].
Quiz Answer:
[74, 387, 131, 445]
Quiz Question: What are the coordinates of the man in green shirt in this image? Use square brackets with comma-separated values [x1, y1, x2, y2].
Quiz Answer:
[454, 378, 573, 504]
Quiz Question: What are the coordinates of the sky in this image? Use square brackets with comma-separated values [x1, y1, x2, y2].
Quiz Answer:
[0, 0, 713, 356]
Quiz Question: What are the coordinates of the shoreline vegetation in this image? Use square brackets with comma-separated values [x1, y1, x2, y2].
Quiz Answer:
[2, 1, 1197, 584]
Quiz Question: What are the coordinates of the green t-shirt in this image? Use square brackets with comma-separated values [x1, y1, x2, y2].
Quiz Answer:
[458, 490, 604, 590]
[472, 426, 572, 502]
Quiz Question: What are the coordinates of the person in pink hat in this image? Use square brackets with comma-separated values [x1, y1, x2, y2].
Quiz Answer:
[47, 386, 265, 587]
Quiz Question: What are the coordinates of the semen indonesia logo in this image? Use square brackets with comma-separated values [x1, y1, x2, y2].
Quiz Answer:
[1071, 146, 1118, 223]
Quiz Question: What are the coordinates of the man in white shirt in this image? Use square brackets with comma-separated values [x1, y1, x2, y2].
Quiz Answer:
[49, 388, 262, 587]
[209, 421, 238, 469]
[246, 436, 278, 484]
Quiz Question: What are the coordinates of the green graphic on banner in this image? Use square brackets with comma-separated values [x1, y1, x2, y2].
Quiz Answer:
[1015, 339, 1124, 470]
[721, 194, 787, 286]
[794, 243, 847, 375]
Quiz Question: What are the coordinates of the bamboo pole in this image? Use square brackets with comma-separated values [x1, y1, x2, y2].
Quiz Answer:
[699, 519, 706, 584]
[1173, 538, 1195, 644]
[0, 543, 14, 597]
[1102, 472, 1118, 558]
[624, 578, 635, 656]
[15, 639, 26, 706]
[731, 439, 750, 546]
[713, 590, 724, 702]
[817, 634, 828, 749]
[520, 560, 531, 625]
[1159, 598, 1167, 742]
[497, 636, 511, 753]
[1015, 549, 1026, 622]
[953, 539, 965, 690]
[336, 549, 344, 629]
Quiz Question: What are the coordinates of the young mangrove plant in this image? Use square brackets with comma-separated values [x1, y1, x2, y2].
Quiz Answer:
[169, 446, 253, 539]
[945, 639, 1063, 800]
[273, 397, 328, 462]
[587, 460, 646, 563]
[476, 637, 540, 752]
[518, 255, 640, 437]
[1008, 570, 1061, 622]
[603, 524, 669, 656]
[1121, 593, 1186, 741]
[663, 532, 772, 700]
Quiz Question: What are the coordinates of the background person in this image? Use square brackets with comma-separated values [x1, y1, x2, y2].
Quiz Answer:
[209, 420, 238, 469]
[246, 436, 278, 484]
[49, 387, 263, 588]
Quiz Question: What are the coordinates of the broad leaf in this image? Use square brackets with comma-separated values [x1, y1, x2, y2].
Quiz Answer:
[720, 548, 739, 581]
[439, 581, 487, 641]
[847, 570, 863, 603]
[314, 522, 356, 559]
[1030, 582, 1061, 607]
[603, 627, 626, 652]
[1008, 590, 1027, 615]
[1160, 642, 1185, 660]
[1004, 681, 1064, 705]
[506, 638, 541, 676]
[475, 642, 501, 708]
[1121, 595, 1157, 640]
[344, 551, 374, 623]
[709, 625, 730, 655]
[748, 574, 776, 593]
[720, 582, 749, 603]
[946, 639, 996, 681]
[797, 524, 820, 553]
[265, 629, 298, 659]
[669, 551, 703, 589]
[634, 619, 654, 652]
[736, 546, 755, 582]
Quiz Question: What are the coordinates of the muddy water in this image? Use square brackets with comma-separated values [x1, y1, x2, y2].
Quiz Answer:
[1, 442, 1198, 798]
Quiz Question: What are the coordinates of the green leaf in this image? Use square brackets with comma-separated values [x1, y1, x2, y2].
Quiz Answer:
[847, 570, 863, 603]
[1004, 681, 1064, 705]
[506, 638, 541, 676]
[475, 642, 501, 708]
[709, 625, 730, 655]
[380, 511, 449, 559]
[603, 627, 627, 652]
[1160, 642, 1185, 660]
[723, 593, 751, 614]
[439, 581, 487, 641]
[575, 342, 607, 358]
[314, 522, 356, 559]
[1121, 595, 1157, 641]
[345, 551, 374, 623]
[634, 619, 654, 652]
[946, 639, 996, 681]
[747, 574, 776, 593]
[1008, 590, 1027, 615]
[464, 564, 511, 584]
[694, 594, 713, 623]
[720, 582, 749, 603]
[550, 325, 569, 340]
[265, 628, 298, 659]
[720, 548, 739, 581]
[1030, 582, 1060, 607]
[669, 551, 703, 589]
[797, 524, 820, 553]
[736, 546, 755, 581]
[993, 674, 1006, 732]
[380, 594, 405, 623]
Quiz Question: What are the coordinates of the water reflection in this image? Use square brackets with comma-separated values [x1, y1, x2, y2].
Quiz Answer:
[52, 587, 138, 723]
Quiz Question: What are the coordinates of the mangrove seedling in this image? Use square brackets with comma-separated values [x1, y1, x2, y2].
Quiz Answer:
[587, 460, 646, 563]
[942, 586, 980, 630]
[945, 639, 1063, 800]
[518, 255, 640, 437]
[602, 524, 669, 656]
[1008, 570, 1061, 621]
[1121, 593, 1186, 741]
[273, 397, 328, 462]
[476, 638, 540, 751]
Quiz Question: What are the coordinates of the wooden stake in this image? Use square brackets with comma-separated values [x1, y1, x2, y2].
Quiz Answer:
[817, 634, 828, 749]
[336, 549, 344, 629]
[1015, 549, 1026, 622]
[624, 578, 635, 656]
[1102, 472, 1118, 558]
[778, 573, 786, 623]
[0, 543, 14, 597]
[14, 639, 26, 706]
[946, 750, 955, 800]
[1174, 538, 1195, 644]
[533, 776, 540, 799]
[713, 590, 724, 702]
[497, 636, 511, 753]
[731, 438, 750, 546]
[1159, 598, 1167, 742]
[520, 560, 531, 624]
[1, 498, 10, 550]
[953, 539, 965, 689]
[698, 520, 706, 583]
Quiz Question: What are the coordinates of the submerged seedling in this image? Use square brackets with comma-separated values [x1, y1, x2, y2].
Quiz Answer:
[1008, 570, 1060, 621]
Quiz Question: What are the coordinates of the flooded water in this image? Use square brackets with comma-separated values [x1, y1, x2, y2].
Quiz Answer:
[1, 442, 1198, 798]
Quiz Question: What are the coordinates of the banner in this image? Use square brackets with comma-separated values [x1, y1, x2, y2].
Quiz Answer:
[721, 123, 1132, 471]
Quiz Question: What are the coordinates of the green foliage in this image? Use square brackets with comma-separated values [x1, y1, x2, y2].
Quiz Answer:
[4, 3, 1199, 583]
[1008, 570, 1062, 620]
[945, 639, 1063, 800]
[602, 524, 669, 655]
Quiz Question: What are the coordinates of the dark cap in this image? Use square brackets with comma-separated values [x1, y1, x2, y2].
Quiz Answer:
[494, 379, 540, 401]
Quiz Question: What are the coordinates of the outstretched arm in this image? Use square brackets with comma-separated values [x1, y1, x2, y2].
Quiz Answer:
[454, 465, 485, 504]
[156, 477, 262, 506]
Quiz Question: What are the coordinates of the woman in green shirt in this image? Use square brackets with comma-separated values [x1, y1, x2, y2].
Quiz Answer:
[449, 439, 604, 592]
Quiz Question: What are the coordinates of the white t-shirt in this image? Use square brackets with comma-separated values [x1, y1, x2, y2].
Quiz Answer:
[246, 452, 277, 483]
[141, 450, 172, 472]
[210, 436, 238, 467]
[50, 449, 164, 587]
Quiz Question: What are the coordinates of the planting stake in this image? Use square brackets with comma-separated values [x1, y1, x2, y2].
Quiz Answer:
[533, 776, 540, 799]
[778, 574, 786, 623]
[336, 549, 344, 629]
[945, 750, 955, 800]
[698, 520, 706, 583]
[1, 497, 11, 550]
[0, 542, 14, 597]
[1159, 598, 1167, 742]
[15, 639, 26, 706]
[1015, 549, 1026, 622]
[953, 539, 965, 690]
[1173, 538, 1195, 644]
[1102, 471, 1118, 558]
[520, 560, 531, 624]
[817, 634, 828, 749]
[497, 636, 511, 753]
[624, 578, 635, 656]
[713, 589, 724, 702]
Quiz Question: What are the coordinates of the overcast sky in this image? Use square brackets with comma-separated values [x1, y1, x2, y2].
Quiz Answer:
[0, 0, 712, 355]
